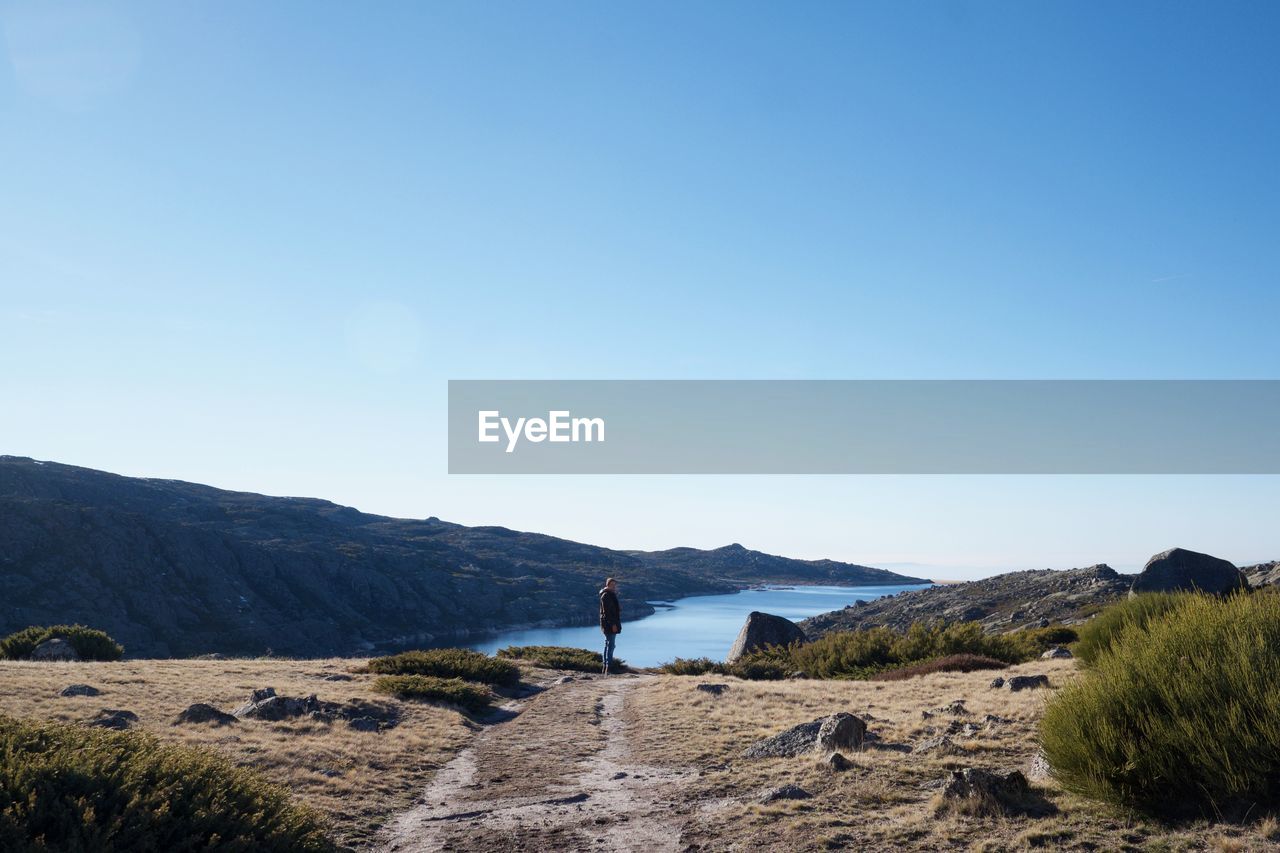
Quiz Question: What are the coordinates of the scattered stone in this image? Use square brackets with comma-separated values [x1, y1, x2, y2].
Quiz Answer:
[347, 716, 380, 732]
[1004, 675, 1050, 692]
[757, 784, 812, 803]
[175, 703, 238, 726]
[944, 720, 980, 738]
[321, 674, 354, 681]
[86, 709, 138, 730]
[59, 684, 99, 697]
[989, 677, 1005, 689]
[825, 752, 856, 772]
[31, 638, 79, 662]
[920, 710, 934, 720]
[914, 735, 959, 755]
[983, 714, 1012, 729]
[695, 683, 729, 696]
[940, 767, 1034, 813]
[556, 676, 577, 685]
[319, 768, 343, 778]
[1130, 547, 1249, 596]
[816, 712, 866, 753]
[1041, 646, 1073, 659]
[937, 700, 968, 715]
[232, 688, 399, 728]
[726, 611, 807, 663]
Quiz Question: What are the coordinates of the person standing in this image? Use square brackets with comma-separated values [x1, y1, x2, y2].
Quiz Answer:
[599, 577, 621, 674]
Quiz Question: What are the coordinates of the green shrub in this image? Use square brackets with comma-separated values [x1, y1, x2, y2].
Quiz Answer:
[1041, 592, 1280, 818]
[367, 649, 519, 686]
[0, 624, 124, 661]
[371, 676, 492, 713]
[0, 715, 333, 851]
[1072, 593, 1186, 665]
[496, 645, 627, 673]
[658, 657, 728, 676]
[870, 653, 1008, 682]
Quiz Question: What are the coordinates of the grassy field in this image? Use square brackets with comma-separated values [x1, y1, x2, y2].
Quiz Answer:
[0, 658, 472, 849]
[625, 660, 1280, 852]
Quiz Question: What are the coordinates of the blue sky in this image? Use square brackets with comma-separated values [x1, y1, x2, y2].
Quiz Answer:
[2, 2, 1277, 576]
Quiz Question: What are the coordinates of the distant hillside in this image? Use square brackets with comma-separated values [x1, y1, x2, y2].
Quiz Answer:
[799, 564, 1134, 637]
[0, 457, 923, 658]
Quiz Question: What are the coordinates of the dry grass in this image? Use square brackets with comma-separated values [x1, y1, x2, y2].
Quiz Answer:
[0, 658, 472, 849]
[624, 659, 1280, 851]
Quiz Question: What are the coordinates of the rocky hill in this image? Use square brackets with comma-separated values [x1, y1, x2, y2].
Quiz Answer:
[800, 564, 1134, 637]
[0, 457, 924, 658]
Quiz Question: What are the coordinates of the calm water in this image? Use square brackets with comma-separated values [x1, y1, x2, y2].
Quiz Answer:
[467, 583, 931, 667]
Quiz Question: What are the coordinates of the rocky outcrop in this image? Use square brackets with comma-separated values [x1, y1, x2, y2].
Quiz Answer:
[175, 703, 238, 726]
[0, 456, 923, 658]
[58, 684, 99, 697]
[743, 712, 867, 758]
[85, 709, 137, 730]
[1130, 548, 1248, 596]
[800, 564, 1132, 639]
[816, 712, 866, 753]
[31, 638, 79, 661]
[758, 784, 812, 803]
[1041, 646, 1072, 659]
[1004, 675, 1050, 692]
[727, 612, 806, 662]
[231, 687, 399, 730]
[938, 768, 1054, 816]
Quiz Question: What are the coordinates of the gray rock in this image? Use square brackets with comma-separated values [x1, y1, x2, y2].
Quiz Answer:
[914, 735, 959, 755]
[1027, 750, 1052, 781]
[695, 683, 729, 696]
[347, 716, 380, 732]
[989, 677, 1005, 689]
[743, 718, 825, 758]
[556, 676, 576, 685]
[758, 784, 812, 803]
[941, 767, 1031, 806]
[1041, 646, 1073, 659]
[816, 712, 866, 753]
[32, 638, 79, 662]
[1004, 675, 1050, 692]
[1131, 547, 1248, 596]
[726, 611, 806, 663]
[825, 752, 856, 772]
[321, 673, 353, 681]
[175, 703, 238, 726]
[86, 709, 137, 730]
[936, 700, 968, 715]
[59, 684, 99, 697]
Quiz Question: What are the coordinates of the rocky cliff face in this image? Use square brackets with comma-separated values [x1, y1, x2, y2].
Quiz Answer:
[0, 457, 923, 658]
[800, 564, 1134, 637]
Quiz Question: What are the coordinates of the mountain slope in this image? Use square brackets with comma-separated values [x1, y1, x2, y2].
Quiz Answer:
[0, 457, 923, 657]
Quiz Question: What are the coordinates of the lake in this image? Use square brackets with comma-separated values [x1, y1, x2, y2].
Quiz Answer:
[467, 583, 932, 667]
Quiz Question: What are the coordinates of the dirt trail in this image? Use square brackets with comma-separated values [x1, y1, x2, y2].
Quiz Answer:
[381, 674, 694, 852]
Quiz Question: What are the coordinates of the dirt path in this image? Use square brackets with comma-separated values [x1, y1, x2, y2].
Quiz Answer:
[381, 674, 695, 852]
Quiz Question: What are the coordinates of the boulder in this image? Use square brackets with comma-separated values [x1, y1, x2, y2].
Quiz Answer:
[1041, 646, 1073, 659]
[743, 713, 867, 759]
[914, 735, 959, 755]
[59, 684, 99, 697]
[816, 712, 866, 753]
[347, 716, 381, 732]
[757, 784, 812, 804]
[825, 752, 856, 772]
[726, 611, 806, 663]
[31, 638, 79, 661]
[940, 767, 1031, 809]
[321, 674, 353, 682]
[1004, 674, 1050, 692]
[86, 709, 137, 730]
[175, 703, 238, 726]
[695, 683, 729, 696]
[989, 677, 1005, 689]
[1130, 547, 1248, 596]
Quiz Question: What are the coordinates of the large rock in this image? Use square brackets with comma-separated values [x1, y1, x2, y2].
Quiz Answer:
[32, 638, 79, 661]
[59, 684, 99, 697]
[816, 712, 866, 752]
[727, 611, 806, 662]
[85, 709, 137, 730]
[1131, 548, 1248, 596]
[175, 703, 238, 726]
[1004, 674, 1050, 692]
[941, 768, 1031, 810]
[758, 784, 811, 803]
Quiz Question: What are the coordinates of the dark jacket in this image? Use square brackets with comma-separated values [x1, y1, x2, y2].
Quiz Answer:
[599, 588, 621, 633]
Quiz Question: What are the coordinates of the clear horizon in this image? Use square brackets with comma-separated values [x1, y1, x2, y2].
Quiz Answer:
[3, 2, 1278, 580]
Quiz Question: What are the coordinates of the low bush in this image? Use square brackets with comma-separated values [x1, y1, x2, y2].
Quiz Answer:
[496, 645, 627, 673]
[1071, 592, 1186, 665]
[366, 649, 519, 686]
[0, 624, 124, 662]
[658, 657, 727, 676]
[1041, 592, 1280, 818]
[0, 715, 332, 851]
[870, 653, 1009, 682]
[371, 676, 492, 713]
